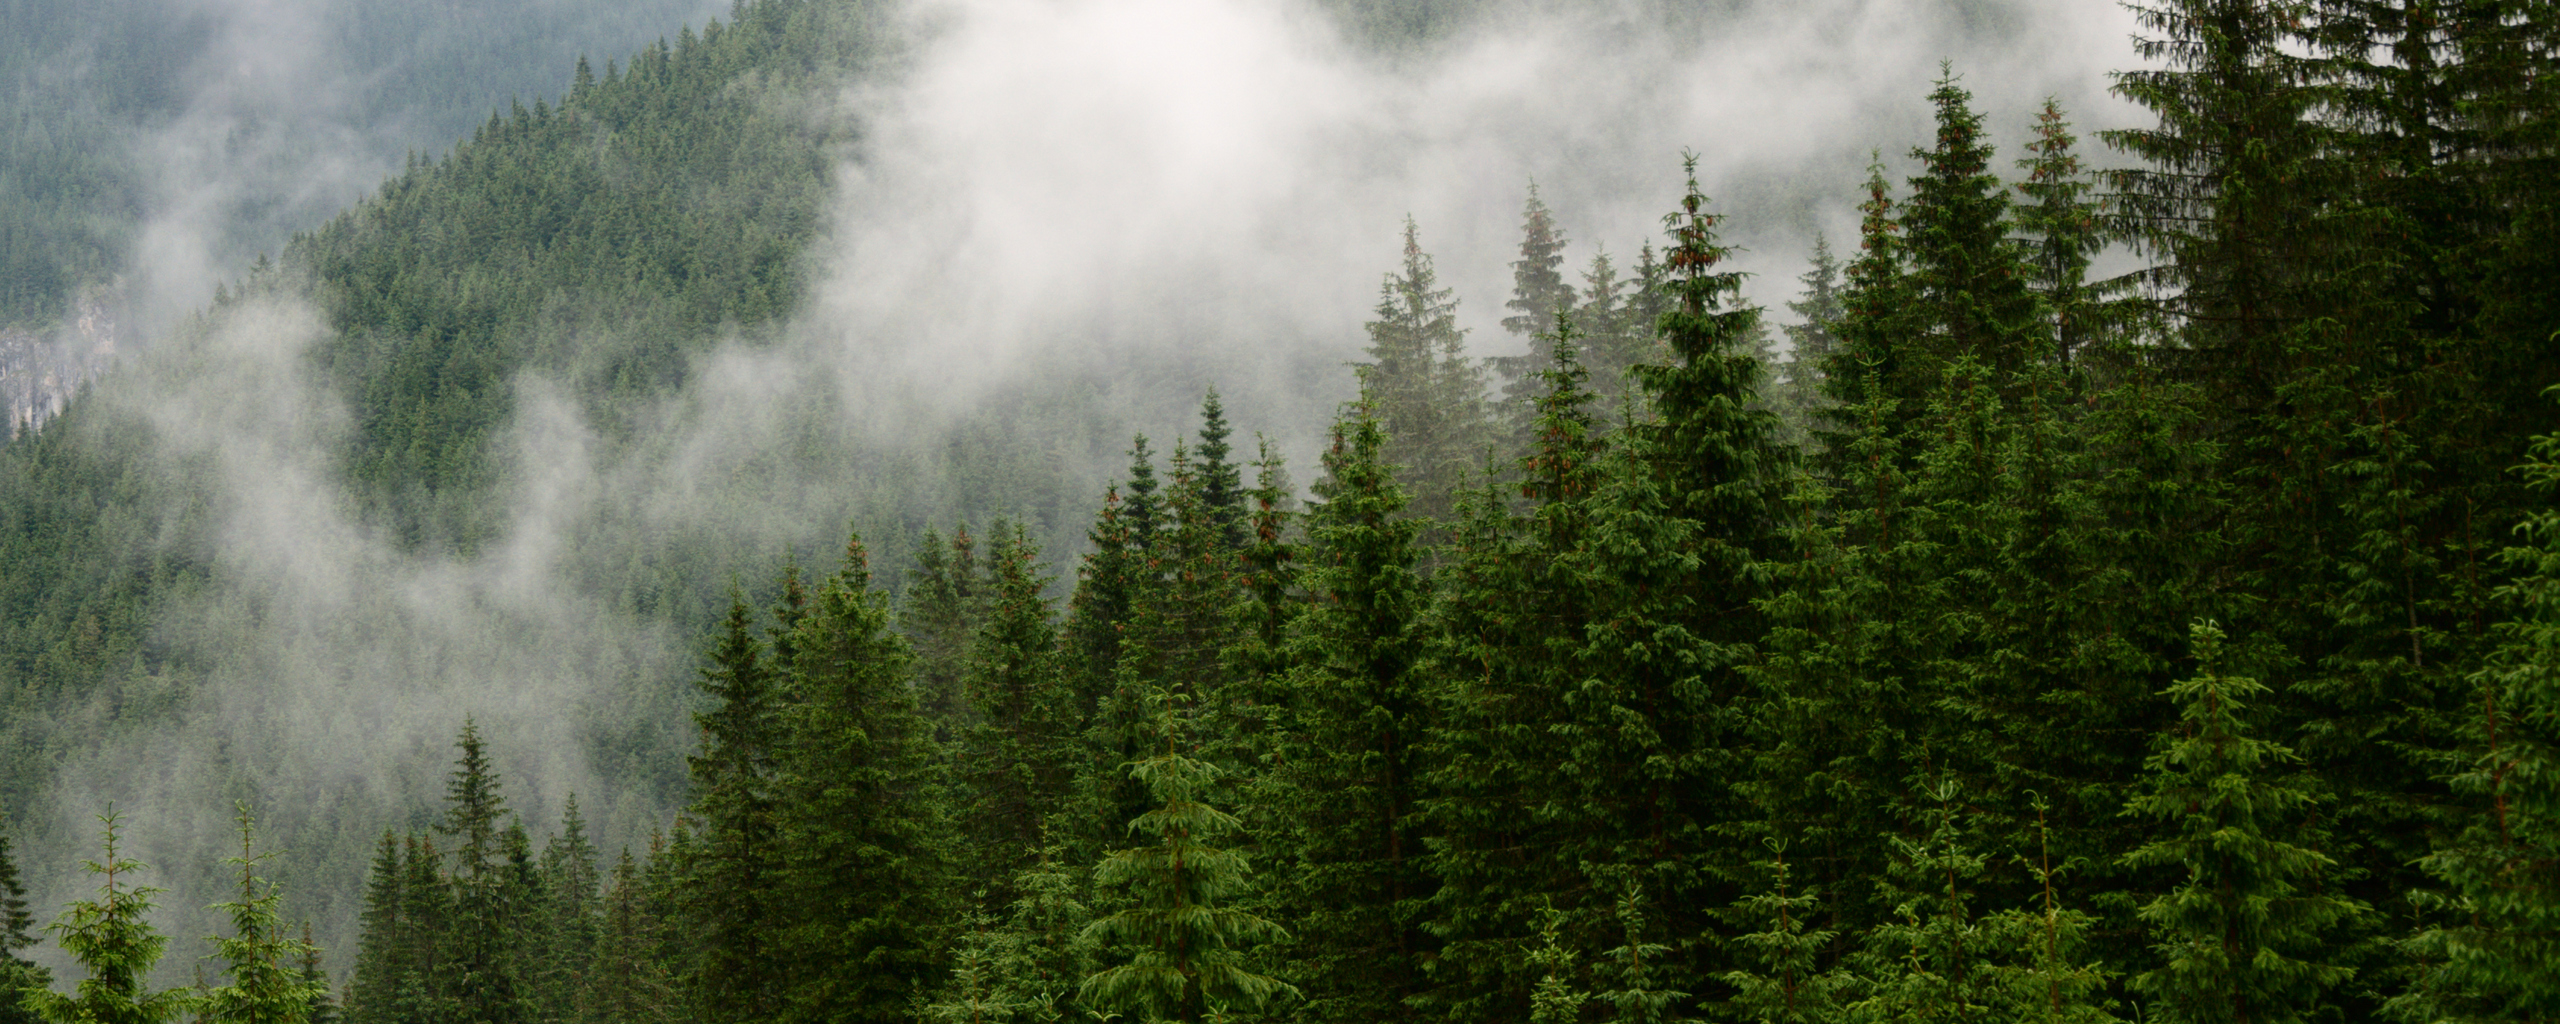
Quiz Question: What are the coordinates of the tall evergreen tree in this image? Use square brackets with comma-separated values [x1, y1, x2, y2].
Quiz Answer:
[957, 522, 1076, 887]
[905, 525, 988, 739]
[2392, 413, 2560, 1023]
[1267, 405, 1435, 1023]
[1079, 691, 1297, 1023]
[1900, 67, 2043, 392]
[1494, 184, 1579, 440]
[24, 810, 190, 1024]
[0, 822, 48, 1024]
[197, 804, 326, 1024]
[1358, 218, 1491, 526]
[2121, 623, 2370, 1024]
[684, 593, 785, 1024]
[1194, 390, 1248, 551]
[436, 720, 530, 1024]
[772, 532, 954, 1024]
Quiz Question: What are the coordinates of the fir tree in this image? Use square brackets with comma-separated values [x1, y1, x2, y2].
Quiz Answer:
[2011, 100, 2104, 367]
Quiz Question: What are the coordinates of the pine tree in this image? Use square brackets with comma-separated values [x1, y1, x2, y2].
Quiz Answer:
[1901, 67, 2043, 392]
[1079, 691, 1297, 1023]
[772, 532, 953, 1024]
[25, 810, 191, 1024]
[197, 804, 326, 1024]
[2120, 623, 2370, 1024]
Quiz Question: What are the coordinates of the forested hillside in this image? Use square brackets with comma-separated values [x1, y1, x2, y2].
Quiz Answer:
[4, 0, 2559, 1021]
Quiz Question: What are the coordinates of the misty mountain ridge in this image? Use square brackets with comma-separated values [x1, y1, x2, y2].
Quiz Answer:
[0, 0, 2176, 999]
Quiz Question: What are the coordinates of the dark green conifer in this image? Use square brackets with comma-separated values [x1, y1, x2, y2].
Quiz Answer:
[685, 593, 784, 1024]
[0, 822, 50, 1024]
[772, 532, 953, 1024]
[1358, 218, 1490, 526]
[1079, 692, 1296, 1023]
[1267, 405, 1435, 1023]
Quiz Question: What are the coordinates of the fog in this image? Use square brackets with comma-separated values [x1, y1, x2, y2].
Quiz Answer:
[8, 0, 2149, 985]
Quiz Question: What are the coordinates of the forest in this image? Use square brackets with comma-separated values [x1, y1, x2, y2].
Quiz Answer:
[3, 0, 2560, 1021]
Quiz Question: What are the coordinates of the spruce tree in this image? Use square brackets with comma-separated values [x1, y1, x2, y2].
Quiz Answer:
[958, 522, 1075, 887]
[344, 833, 405, 1024]
[1194, 391, 1247, 551]
[197, 804, 326, 1024]
[772, 532, 954, 1024]
[25, 810, 190, 1024]
[1357, 218, 1491, 526]
[1079, 691, 1296, 1023]
[435, 720, 530, 1024]
[2011, 100, 2104, 367]
[1494, 184, 1579, 441]
[537, 798, 602, 1024]
[0, 823, 49, 1024]
[1900, 68, 2042, 393]
[1267, 405, 1435, 1023]
[1716, 844, 1854, 1024]
[906, 525, 988, 740]
[2391, 415, 2560, 1022]
[2120, 623, 2370, 1024]
[684, 593, 785, 1024]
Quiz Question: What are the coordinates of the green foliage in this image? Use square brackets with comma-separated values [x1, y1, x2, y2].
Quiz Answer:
[196, 804, 326, 1024]
[2120, 623, 2370, 1024]
[1079, 696, 1297, 1024]
[771, 533, 953, 1024]
[24, 810, 190, 1024]
[1358, 219, 1492, 526]
[0, 821, 49, 1024]
[2390, 411, 2560, 1023]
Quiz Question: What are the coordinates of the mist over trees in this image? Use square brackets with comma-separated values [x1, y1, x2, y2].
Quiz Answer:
[1, 0, 2558, 1021]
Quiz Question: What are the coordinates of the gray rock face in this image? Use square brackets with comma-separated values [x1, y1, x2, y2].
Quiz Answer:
[0, 295, 117, 438]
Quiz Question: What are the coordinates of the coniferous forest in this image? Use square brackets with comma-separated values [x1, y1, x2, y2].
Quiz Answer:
[4, 0, 2560, 1022]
